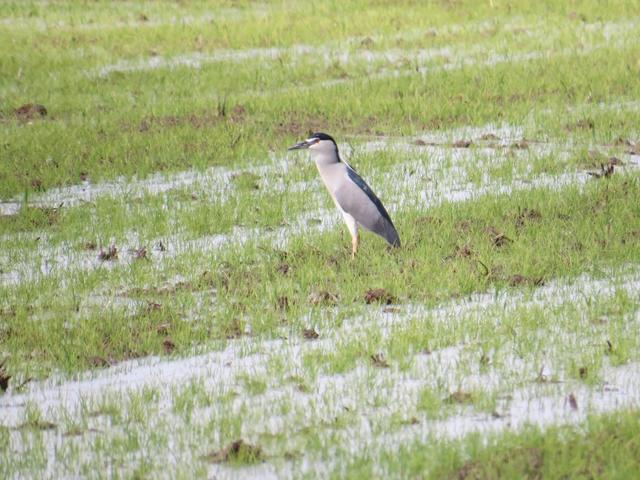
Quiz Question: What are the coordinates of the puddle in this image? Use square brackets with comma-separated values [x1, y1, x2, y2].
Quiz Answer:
[1, 267, 639, 477]
[214, 19, 639, 104]
[0, 266, 640, 478]
[2, 267, 639, 418]
[3, 9, 640, 478]
[90, 16, 533, 77]
[2, 124, 639, 288]
[0, 202, 22, 216]
[91, 18, 637, 80]
[2, 117, 633, 217]
[1, 165, 236, 212]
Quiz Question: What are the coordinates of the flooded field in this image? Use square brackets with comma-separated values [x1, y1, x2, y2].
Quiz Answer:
[1, 1, 640, 478]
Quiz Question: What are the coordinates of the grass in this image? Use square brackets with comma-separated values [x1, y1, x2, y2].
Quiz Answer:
[344, 409, 640, 479]
[1, 0, 640, 478]
[1, 2, 640, 197]
[3, 176, 639, 376]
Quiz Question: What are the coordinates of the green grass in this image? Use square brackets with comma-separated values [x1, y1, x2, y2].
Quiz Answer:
[343, 409, 640, 479]
[3, 177, 639, 377]
[1, 1, 640, 478]
[1, 1, 639, 198]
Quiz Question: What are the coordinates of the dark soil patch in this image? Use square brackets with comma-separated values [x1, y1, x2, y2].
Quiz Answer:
[587, 157, 620, 179]
[511, 140, 529, 150]
[455, 219, 479, 232]
[383, 306, 401, 314]
[360, 37, 375, 48]
[98, 245, 118, 261]
[133, 246, 148, 260]
[276, 296, 289, 311]
[133, 105, 245, 132]
[485, 226, 512, 247]
[223, 318, 246, 339]
[303, 328, 319, 340]
[122, 349, 146, 361]
[611, 137, 640, 154]
[155, 321, 169, 334]
[626, 143, 640, 155]
[34, 206, 59, 225]
[295, 383, 309, 393]
[308, 290, 339, 306]
[364, 288, 397, 305]
[16, 420, 57, 431]
[446, 390, 473, 404]
[508, 274, 545, 287]
[448, 243, 473, 260]
[14, 103, 47, 121]
[87, 356, 112, 368]
[412, 139, 440, 147]
[565, 118, 594, 131]
[64, 427, 102, 437]
[479, 133, 500, 141]
[612, 136, 634, 147]
[370, 353, 390, 368]
[276, 262, 290, 275]
[230, 104, 247, 123]
[276, 118, 329, 137]
[30, 178, 44, 190]
[515, 208, 542, 229]
[202, 439, 263, 464]
[452, 139, 473, 148]
[162, 337, 176, 354]
[0, 360, 11, 391]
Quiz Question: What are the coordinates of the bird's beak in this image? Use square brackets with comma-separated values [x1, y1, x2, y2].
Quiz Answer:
[288, 138, 319, 151]
[288, 140, 311, 151]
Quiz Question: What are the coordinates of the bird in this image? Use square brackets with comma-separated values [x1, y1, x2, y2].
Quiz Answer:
[288, 132, 400, 257]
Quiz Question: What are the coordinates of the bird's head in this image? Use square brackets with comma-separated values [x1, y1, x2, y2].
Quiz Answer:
[288, 132, 337, 153]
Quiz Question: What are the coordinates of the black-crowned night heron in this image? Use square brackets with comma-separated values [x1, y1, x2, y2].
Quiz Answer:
[288, 132, 400, 257]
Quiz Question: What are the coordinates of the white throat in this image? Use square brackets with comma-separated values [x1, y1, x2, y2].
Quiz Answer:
[309, 140, 340, 167]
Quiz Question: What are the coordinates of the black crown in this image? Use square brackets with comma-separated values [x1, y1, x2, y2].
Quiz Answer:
[309, 132, 336, 143]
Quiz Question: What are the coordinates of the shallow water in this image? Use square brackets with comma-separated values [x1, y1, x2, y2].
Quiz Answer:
[91, 18, 637, 80]
[1, 267, 639, 478]
[2, 128, 638, 288]
[2, 267, 638, 418]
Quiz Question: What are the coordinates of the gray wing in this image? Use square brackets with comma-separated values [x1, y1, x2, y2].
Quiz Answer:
[334, 167, 400, 247]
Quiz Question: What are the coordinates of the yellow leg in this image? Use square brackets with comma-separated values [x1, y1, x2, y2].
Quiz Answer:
[351, 233, 360, 259]
[341, 211, 359, 259]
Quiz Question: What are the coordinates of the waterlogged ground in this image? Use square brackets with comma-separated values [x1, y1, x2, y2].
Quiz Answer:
[1, 1, 640, 478]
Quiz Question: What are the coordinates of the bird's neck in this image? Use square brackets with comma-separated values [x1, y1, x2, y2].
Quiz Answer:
[310, 149, 340, 168]
[312, 151, 344, 196]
